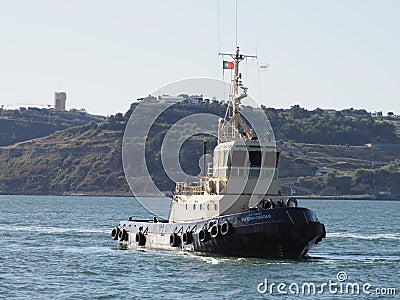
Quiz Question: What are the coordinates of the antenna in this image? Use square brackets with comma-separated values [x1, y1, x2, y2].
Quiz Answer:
[235, 0, 238, 47]
[217, 0, 221, 53]
[203, 141, 207, 177]
[218, 47, 257, 142]
[256, 43, 260, 102]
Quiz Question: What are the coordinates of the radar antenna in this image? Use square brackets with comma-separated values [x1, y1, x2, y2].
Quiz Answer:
[218, 47, 257, 143]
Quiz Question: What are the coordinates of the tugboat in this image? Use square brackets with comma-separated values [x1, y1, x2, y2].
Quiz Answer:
[111, 47, 326, 258]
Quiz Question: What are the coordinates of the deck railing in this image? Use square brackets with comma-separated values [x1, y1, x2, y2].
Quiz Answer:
[174, 176, 211, 196]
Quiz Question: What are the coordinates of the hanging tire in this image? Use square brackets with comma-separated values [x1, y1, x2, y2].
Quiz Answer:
[199, 229, 209, 242]
[135, 232, 146, 246]
[169, 233, 181, 247]
[118, 228, 127, 242]
[209, 223, 220, 239]
[220, 221, 232, 236]
[111, 227, 119, 240]
[208, 221, 216, 230]
[182, 232, 193, 245]
[263, 199, 274, 209]
[286, 198, 298, 208]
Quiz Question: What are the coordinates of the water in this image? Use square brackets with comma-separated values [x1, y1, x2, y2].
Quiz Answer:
[0, 196, 399, 299]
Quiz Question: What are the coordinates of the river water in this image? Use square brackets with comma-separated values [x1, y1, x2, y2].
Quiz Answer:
[0, 195, 398, 299]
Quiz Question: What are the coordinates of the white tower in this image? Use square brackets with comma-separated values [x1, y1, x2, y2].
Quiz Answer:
[54, 92, 66, 111]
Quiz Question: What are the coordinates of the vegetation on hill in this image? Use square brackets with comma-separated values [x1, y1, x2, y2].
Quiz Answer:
[0, 122, 129, 195]
[263, 105, 399, 145]
[0, 101, 399, 197]
[0, 107, 104, 146]
[292, 165, 400, 198]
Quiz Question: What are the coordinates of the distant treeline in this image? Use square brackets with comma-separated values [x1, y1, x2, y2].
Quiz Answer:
[262, 105, 398, 145]
[1, 102, 398, 148]
[123, 101, 399, 146]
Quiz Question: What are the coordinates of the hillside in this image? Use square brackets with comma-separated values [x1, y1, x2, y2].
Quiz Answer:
[0, 107, 105, 146]
[0, 122, 129, 195]
[279, 142, 400, 197]
[264, 105, 399, 145]
[0, 101, 399, 197]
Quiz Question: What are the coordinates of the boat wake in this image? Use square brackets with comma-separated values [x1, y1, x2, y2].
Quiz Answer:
[312, 252, 400, 263]
[327, 232, 400, 240]
[0, 225, 108, 234]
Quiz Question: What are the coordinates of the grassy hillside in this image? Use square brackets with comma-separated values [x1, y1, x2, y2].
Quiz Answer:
[0, 107, 105, 146]
[0, 102, 399, 197]
[279, 142, 400, 198]
[0, 122, 129, 195]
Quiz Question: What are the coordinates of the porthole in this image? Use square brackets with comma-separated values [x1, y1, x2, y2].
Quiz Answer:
[214, 204, 218, 210]
[185, 204, 188, 210]
[193, 204, 196, 210]
[199, 204, 203, 210]
[207, 204, 211, 210]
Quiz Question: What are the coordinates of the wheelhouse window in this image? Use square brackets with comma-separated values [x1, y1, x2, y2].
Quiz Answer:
[223, 150, 229, 166]
[264, 152, 278, 168]
[229, 150, 247, 167]
[249, 150, 261, 167]
[214, 146, 279, 178]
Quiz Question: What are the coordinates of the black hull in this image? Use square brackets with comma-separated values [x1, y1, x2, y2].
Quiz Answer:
[112, 207, 326, 259]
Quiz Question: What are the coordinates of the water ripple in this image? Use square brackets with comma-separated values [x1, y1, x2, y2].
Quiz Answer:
[0, 225, 109, 234]
[327, 232, 400, 240]
[1, 196, 399, 300]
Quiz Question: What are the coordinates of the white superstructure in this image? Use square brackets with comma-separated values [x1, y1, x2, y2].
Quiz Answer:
[169, 48, 286, 222]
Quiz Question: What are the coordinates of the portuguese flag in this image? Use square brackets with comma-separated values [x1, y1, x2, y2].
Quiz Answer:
[223, 61, 234, 69]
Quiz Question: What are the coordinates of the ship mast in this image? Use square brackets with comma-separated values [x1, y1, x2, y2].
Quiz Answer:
[218, 47, 256, 143]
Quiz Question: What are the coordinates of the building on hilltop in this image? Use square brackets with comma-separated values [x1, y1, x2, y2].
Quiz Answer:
[315, 167, 329, 176]
[54, 92, 66, 111]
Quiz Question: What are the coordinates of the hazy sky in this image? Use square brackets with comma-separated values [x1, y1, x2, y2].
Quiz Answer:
[1, 0, 399, 115]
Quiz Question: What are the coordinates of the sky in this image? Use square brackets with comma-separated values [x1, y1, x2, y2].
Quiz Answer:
[0, 0, 399, 116]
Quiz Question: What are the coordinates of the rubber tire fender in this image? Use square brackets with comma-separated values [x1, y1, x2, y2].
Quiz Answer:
[199, 229, 209, 243]
[220, 221, 232, 236]
[169, 233, 181, 247]
[111, 227, 119, 240]
[136, 232, 146, 246]
[118, 228, 127, 242]
[182, 231, 193, 245]
[209, 223, 220, 239]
